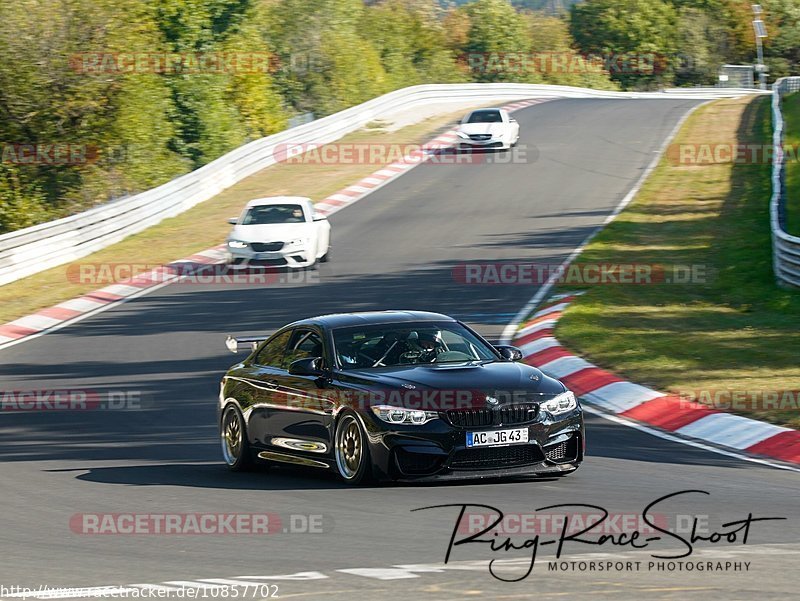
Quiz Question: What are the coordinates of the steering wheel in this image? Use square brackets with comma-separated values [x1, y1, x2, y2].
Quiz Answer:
[400, 347, 439, 364]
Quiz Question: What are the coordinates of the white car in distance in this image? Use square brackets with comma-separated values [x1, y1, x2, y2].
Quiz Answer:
[225, 196, 330, 269]
[455, 108, 520, 151]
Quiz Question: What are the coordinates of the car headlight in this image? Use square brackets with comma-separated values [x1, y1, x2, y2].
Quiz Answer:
[227, 240, 248, 249]
[541, 391, 578, 415]
[456, 131, 469, 139]
[371, 405, 439, 425]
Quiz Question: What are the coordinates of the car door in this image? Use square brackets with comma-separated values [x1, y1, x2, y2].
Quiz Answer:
[243, 329, 292, 447]
[267, 327, 336, 455]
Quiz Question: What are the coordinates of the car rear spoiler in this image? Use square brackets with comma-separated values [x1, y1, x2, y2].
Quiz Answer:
[225, 334, 270, 353]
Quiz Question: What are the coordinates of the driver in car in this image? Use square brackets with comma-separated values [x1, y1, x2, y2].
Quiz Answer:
[402, 331, 443, 363]
[365, 331, 444, 366]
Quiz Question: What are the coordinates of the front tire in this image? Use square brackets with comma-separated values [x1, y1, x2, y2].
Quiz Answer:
[334, 413, 372, 485]
[220, 404, 254, 471]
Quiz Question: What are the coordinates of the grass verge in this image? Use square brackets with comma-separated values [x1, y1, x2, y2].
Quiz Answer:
[0, 109, 469, 325]
[552, 95, 800, 429]
[783, 92, 800, 236]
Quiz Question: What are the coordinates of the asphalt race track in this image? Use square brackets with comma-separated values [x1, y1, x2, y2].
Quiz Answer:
[1, 98, 798, 600]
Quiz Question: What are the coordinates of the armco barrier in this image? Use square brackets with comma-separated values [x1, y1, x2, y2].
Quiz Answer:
[0, 83, 764, 287]
[771, 77, 800, 288]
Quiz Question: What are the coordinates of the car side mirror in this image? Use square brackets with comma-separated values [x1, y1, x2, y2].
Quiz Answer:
[288, 357, 325, 376]
[312, 212, 327, 222]
[494, 345, 523, 362]
[227, 217, 238, 225]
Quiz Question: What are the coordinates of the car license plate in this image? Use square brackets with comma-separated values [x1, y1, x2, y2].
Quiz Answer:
[466, 428, 528, 448]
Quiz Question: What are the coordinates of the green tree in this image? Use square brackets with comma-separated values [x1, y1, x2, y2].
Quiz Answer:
[671, 6, 728, 86]
[763, 0, 800, 77]
[0, 165, 53, 232]
[153, 0, 288, 166]
[222, 9, 288, 137]
[264, 0, 389, 115]
[0, 0, 185, 221]
[525, 12, 618, 89]
[459, 0, 539, 83]
[570, 0, 680, 89]
[314, 28, 389, 114]
[362, 0, 465, 90]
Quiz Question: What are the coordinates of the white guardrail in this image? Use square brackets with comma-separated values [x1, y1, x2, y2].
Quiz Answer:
[0, 83, 765, 287]
[771, 76, 800, 288]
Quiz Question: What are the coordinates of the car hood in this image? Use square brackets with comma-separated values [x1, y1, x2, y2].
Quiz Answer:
[458, 123, 508, 136]
[339, 361, 564, 399]
[228, 222, 312, 243]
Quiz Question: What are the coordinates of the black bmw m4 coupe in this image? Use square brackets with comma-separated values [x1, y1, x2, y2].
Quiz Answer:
[219, 310, 584, 484]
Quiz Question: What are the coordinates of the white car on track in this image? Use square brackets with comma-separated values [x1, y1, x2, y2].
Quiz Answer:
[455, 108, 519, 151]
[225, 196, 330, 269]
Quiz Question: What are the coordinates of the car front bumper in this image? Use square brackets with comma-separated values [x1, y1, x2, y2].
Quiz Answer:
[226, 245, 314, 269]
[456, 136, 507, 149]
[363, 409, 585, 482]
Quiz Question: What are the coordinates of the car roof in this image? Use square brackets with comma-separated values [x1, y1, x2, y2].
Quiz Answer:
[245, 196, 311, 208]
[288, 310, 457, 329]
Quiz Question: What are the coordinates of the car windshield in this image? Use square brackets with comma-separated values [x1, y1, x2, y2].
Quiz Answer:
[465, 110, 502, 124]
[333, 321, 497, 369]
[242, 204, 305, 225]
